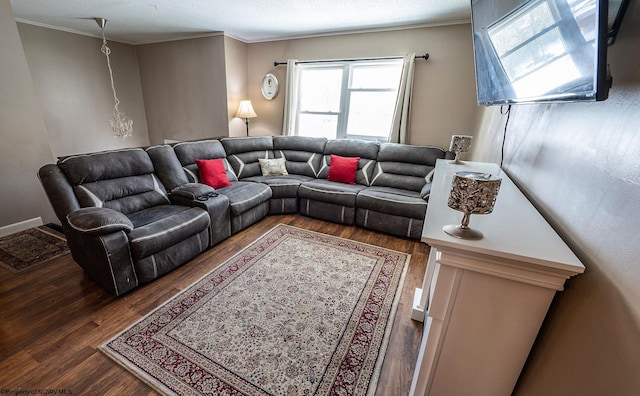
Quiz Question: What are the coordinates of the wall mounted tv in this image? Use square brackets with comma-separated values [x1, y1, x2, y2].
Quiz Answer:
[471, 0, 615, 105]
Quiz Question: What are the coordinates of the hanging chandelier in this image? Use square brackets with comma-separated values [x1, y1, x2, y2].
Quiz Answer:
[95, 18, 133, 139]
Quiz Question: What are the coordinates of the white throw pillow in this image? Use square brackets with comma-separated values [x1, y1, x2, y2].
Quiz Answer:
[259, 158, 288, 176]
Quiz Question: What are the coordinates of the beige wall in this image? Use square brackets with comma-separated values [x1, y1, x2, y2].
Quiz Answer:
[245, 24, 478, 149]
[471, 2, 640, 394]
[224, 36, 251, 137]
[17, 23, 150, 157]
[0, 0, 57, 227]
[137, 35, 230, 144]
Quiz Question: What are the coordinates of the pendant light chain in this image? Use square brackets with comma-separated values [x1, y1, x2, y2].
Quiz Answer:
[100, 26, 133, 139]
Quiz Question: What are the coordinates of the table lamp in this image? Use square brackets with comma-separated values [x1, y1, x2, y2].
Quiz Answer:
[449, 135, 473, 164]
[236, 100, 257, 136]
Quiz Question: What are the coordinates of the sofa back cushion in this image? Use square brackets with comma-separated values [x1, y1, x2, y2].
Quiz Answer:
[318, 139, 379, 186]
[145, 144, 190, 191]
[371, 143, 449, 192]
[273, 136, 326, 178]
[220, 137, 275, 179]
[57, 148, 170, 215]
[172, 140, 238, 183]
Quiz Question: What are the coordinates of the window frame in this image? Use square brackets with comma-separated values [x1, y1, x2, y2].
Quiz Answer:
[294, 59, 402, 142]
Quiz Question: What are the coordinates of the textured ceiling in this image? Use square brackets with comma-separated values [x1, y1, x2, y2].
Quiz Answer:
[10, 0, 471, 44]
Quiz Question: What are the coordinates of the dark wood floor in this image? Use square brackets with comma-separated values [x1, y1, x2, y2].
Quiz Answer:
[0, 215, 427, 395]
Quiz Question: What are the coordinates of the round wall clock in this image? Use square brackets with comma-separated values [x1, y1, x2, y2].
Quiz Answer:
[261, 73, 279, 100]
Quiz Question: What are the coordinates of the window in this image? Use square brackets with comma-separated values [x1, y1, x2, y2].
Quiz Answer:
[295, 60, 403, 142]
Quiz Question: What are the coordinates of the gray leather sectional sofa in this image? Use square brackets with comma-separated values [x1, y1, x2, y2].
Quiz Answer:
[38, 136, 453, 295]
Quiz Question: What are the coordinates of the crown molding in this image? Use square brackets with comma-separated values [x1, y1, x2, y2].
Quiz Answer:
[15, 17, 471, 46]
[239, 18, 471, 44]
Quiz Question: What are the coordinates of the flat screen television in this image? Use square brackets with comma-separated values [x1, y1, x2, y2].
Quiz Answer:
[471, 0, 612, 105]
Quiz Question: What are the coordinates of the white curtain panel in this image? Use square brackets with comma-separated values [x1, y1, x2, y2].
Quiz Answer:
[389, 53, 416, 144]
[282, 59, 300, 136]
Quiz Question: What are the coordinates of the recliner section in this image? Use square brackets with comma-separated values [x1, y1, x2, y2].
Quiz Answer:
[355, 142, 448, 238]
[39, 148, 211, 296]
[38, 136, 453, 296]
[298, 139, 378, 224]
[172, 139, 272, 234]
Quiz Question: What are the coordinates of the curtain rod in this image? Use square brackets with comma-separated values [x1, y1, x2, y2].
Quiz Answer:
[273, 53, 429, 67]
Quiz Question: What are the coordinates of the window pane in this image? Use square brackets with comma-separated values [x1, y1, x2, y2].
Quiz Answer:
[346, 91, 398, 137]
[299, 68, 343, 112]
[294, 61, 403, 142]
[350, 63, 402, 89]
[298, 113, 338, 139]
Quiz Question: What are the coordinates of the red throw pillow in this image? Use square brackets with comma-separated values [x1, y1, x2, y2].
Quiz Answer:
[196, 158, 232, 188]
[327, 154, 360, 184]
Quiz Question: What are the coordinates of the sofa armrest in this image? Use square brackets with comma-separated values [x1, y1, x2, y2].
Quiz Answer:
[170, 183, 217, 201]
[63, 210, 138, 296]
[66, 207, 134, 235]
[420, 183, 432, 201]
[170, 191, 231, 247]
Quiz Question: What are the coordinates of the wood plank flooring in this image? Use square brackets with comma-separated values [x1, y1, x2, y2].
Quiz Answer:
[0, 215, 428, 395]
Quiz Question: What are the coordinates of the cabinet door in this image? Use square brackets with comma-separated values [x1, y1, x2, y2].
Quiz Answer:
[410, 258, 460, 396]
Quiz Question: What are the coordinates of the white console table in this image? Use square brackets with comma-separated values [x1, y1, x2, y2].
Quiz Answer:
[410, 160, 584, 396]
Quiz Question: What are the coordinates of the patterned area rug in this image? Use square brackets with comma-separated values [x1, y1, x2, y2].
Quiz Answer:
[0, 226, 69, 273]
[100, 224, 410, 395]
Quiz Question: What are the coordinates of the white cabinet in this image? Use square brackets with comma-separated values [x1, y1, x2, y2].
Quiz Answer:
[410, 160, 584, 396]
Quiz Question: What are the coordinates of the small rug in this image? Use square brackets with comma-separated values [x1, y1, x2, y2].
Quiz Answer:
[100, 224, 410, 396]
[0, 226, 69, 273]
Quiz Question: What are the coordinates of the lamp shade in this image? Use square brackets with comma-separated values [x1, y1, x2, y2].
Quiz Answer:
[449, 135, 473, 154]
[449, 135, 473, 164]
[236, 100, 257, 119]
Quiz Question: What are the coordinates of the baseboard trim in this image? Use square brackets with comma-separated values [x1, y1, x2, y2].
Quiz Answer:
[0, 217, 44, 238]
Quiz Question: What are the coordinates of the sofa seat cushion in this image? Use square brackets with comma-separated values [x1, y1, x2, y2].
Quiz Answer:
[299, 179, 367, 207]
[356, 186, 428, 219]
[243, 175, 314, 198]
[216, 181, 272, 216]
[127, 205, 210, 259]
